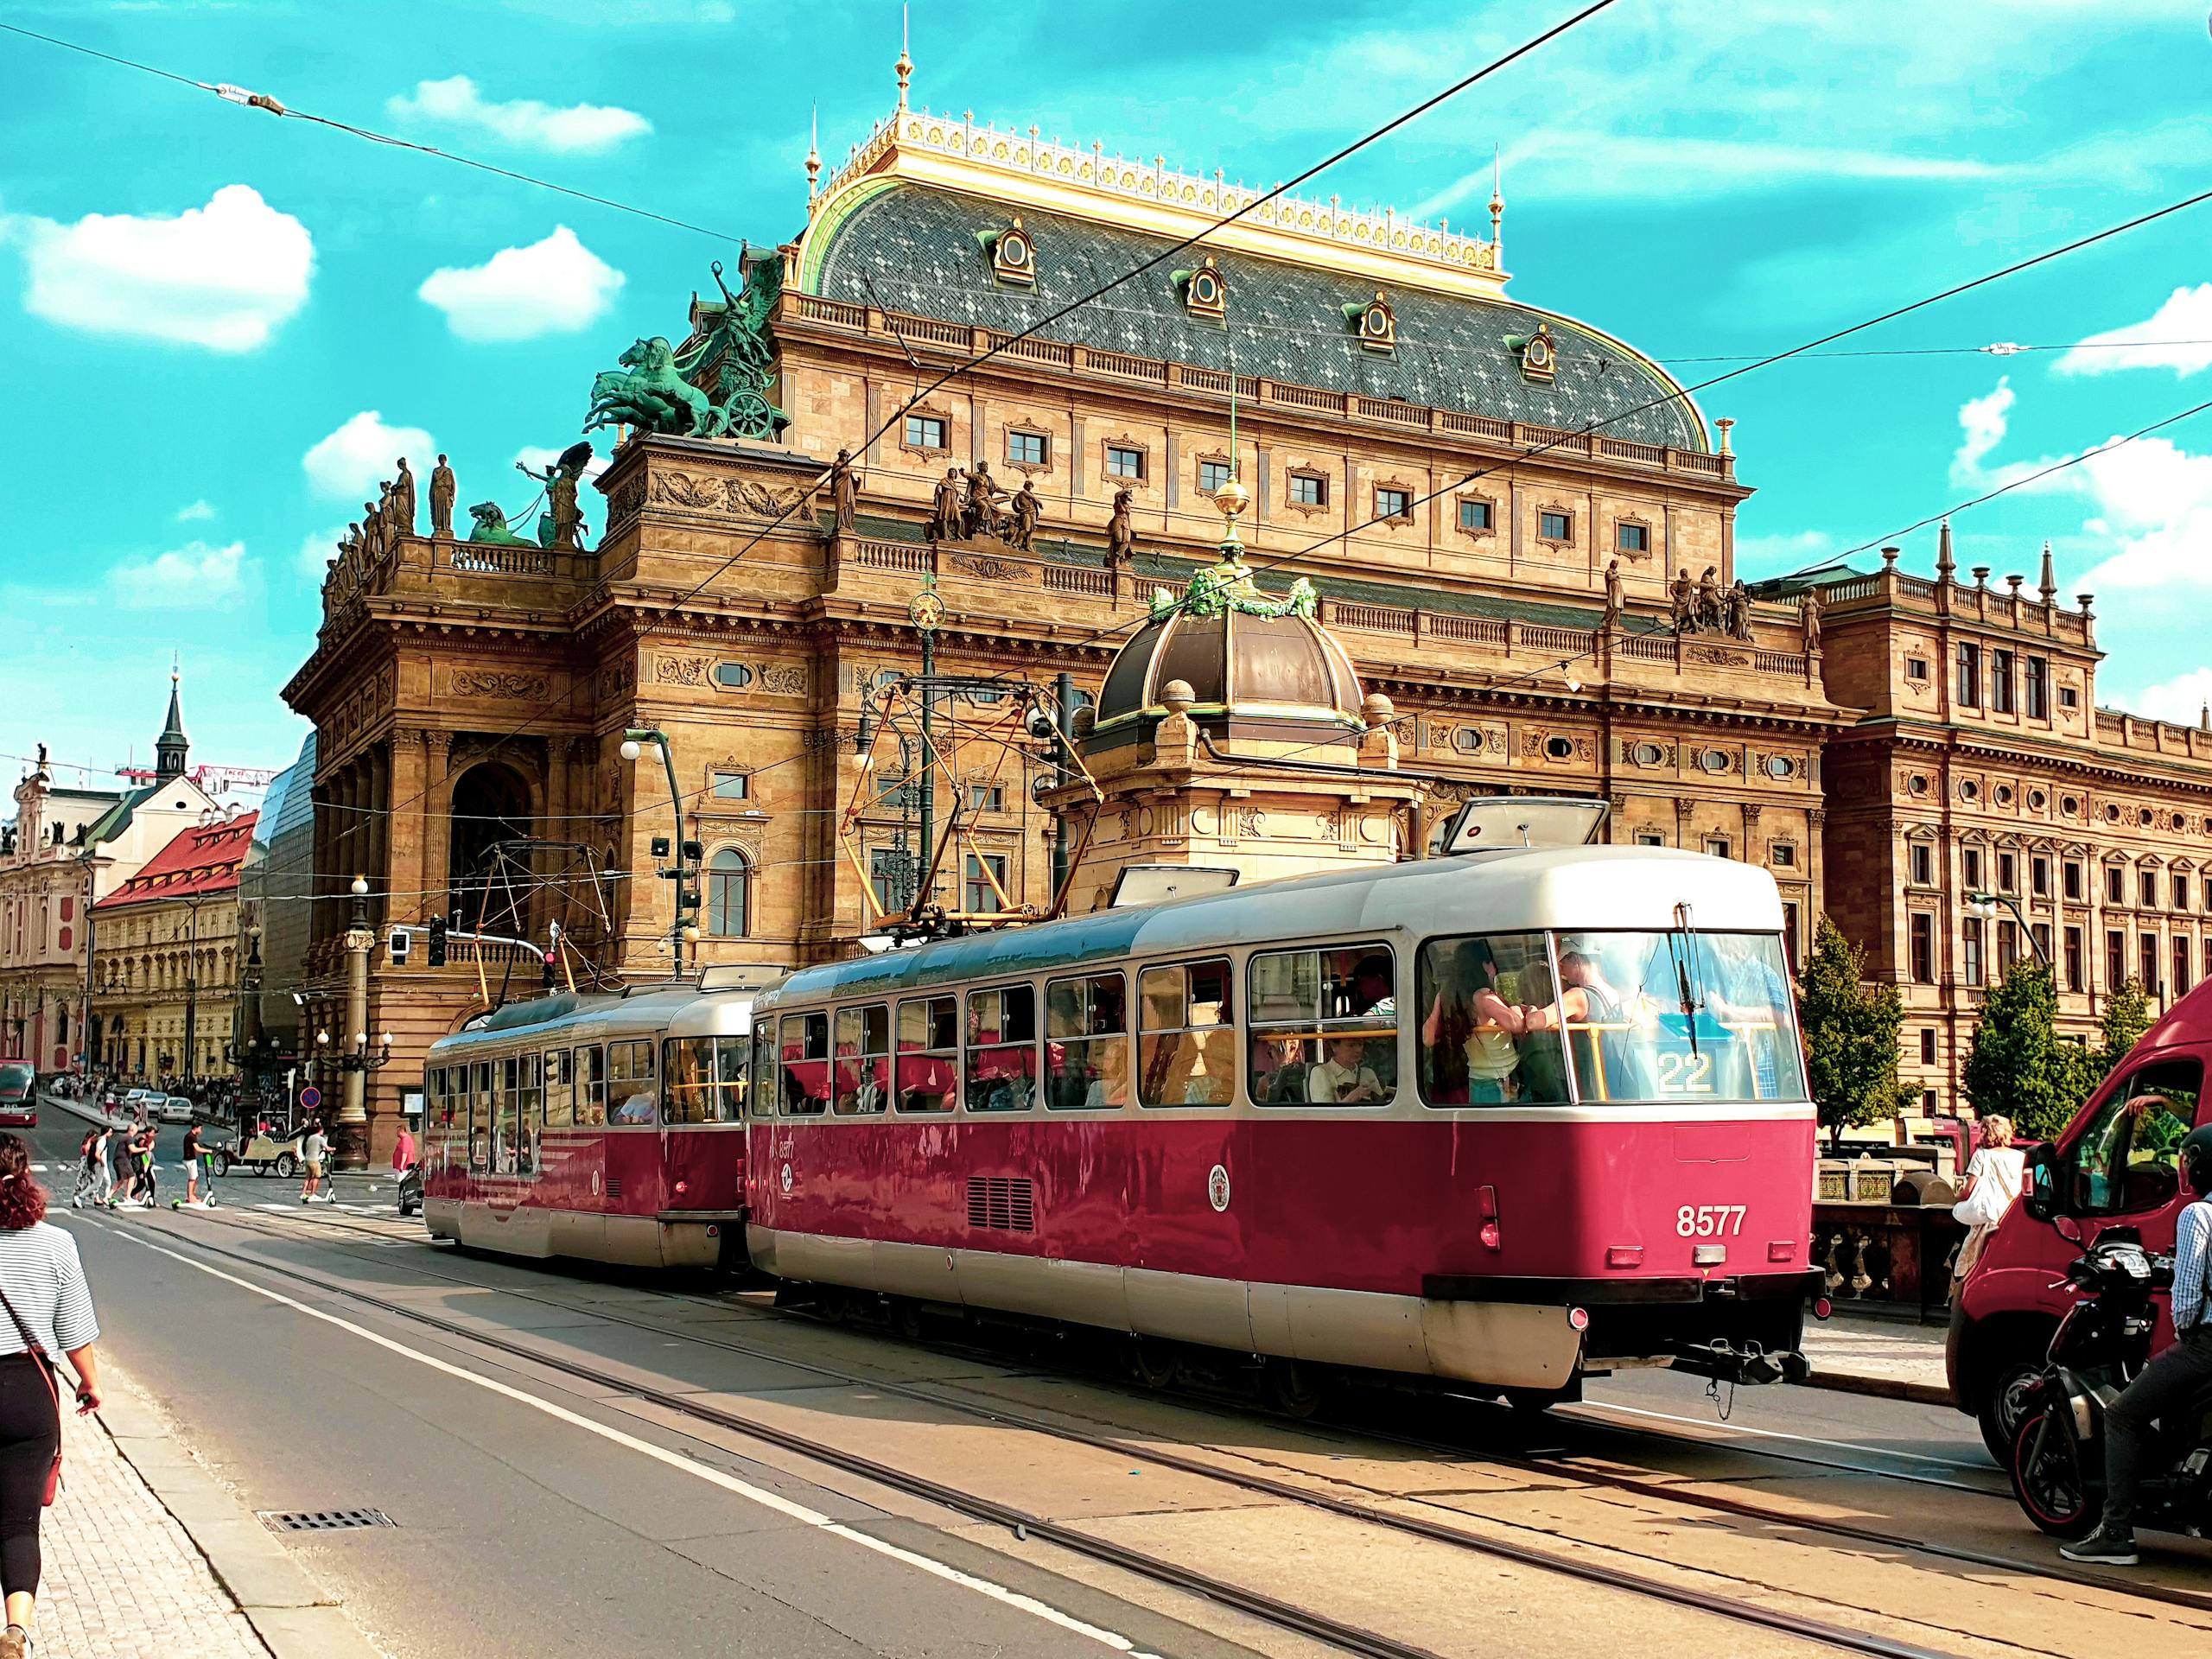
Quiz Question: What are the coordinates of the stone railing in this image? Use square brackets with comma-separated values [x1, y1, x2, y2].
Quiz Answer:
[2095, 708, 2212, 760]
[783, 293, 1733, 483]
[1818, 563, 2093, 642]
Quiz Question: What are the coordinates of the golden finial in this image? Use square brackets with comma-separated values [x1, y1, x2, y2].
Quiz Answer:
[1489, 146, 1504, 256]
[804, 106, 821, 203]
[894, 6, 912, 111]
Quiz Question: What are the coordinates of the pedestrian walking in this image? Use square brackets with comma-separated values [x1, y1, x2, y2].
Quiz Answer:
[300, 1122, 327, 1205]
[0, 1134, 102, 1659]
[391, 1122, 416, 1182]
[176, 1122, 216, 1209]
[1951, 1115, 2026, 1288]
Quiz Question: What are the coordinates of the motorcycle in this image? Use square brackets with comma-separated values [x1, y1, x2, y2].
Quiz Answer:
[2008, 1231, 2212, 1540]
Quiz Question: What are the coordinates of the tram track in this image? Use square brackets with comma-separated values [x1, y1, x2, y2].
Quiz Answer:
[111, 1204, 2209, 1654]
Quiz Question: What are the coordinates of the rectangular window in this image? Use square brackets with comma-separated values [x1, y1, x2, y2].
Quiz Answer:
[470, 1059, 493, 1171]
[967, 784, 1005, 814]
[1247, 944, 1397, 1107]
[1538, 509, 1573, 542]
[1963, 848, 1982, 890]
[2033, 921, 2051, 963]
[2205, 938, 2211, 983]
[663, 1036, 725, 1124]
[1998, 852, 2016, 893]
[2177, 938, 2193, 999]
[1923, 1089, 1939, 1116]
[1782, 901, 1802, 972]
[710, 771, 749, 801]
[1910, 843, 1933, 886]
[1006, 430, 1047, 467]
[833, 1004, 891, 1116]
[1104, 443, 1145, 480]
[1617, 522, 1649, 554]
[1770, 843, 1795, 868]
[608, 1039, 658, 1124]
[1137, 958, 1235, 1106]
[573, 1046, 606, 1126]
[2065, 925, 2084, 992]
[904, 414, 947, 450]
[869, 847, 911, 916]
[2107, 866, 2125, 905]
[1998, 918, 2019, 974]
[776, 1013, 829, 1116]
[718, 1036, 750, 1117]
[964, 985, 1038, 1111]
[1910, 914, 1936, 983]
[1992, 648, 2016, 715]
[543, 1047, 572, 1129]
[2061, 685, 2080, 709]
[2107, 930, 2126, 989]
[2178, 874, 2194, 912]
[1963, 919, 1985, 988]
[1045, 973, 1128, 1109]
[2032, 857, 2050, 899]
[1634, 830, 1664, 848]
[2143, 870, 2160, 908]
[1290, 472, 1326, 507]
[1559, 930, 1804, 1104]
[1414, 932, 1566, 1105]
[1957, 643, 1981, 708]
[1907, 658, 1930, 683]
[2070, 1060, 2202, 1216]
[1705, 837, 1732, 860]
[963, 852, 1011, 914]
[1458, 498, 1492, 531]
[1375, 486, 1412, 521]
[894, 995, 957, 1113]
[2026, 657, 2049, 720]
[514, 1053, 543, 1173]
[2064, 861, 2083, 900]
[1198, 458, 1231, 493]
[1920, 1029, 1937, 1065]
[2143, 933, 2162, 996]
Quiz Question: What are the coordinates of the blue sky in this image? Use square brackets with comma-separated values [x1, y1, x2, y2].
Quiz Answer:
[3, 0, 2210, 797]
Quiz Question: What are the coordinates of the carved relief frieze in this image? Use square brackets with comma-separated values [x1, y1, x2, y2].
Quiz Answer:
[654, 655, 711, 688]
[646, 468, 809, 520]
[449, 670, 550, 701]
[757, 663, 808, 696]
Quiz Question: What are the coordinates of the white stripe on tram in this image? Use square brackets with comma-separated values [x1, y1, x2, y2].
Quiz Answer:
[91, 1221, 1166, 1658]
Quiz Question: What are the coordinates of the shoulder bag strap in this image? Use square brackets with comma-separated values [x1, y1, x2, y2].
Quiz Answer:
[0, 1286, 42, 1361]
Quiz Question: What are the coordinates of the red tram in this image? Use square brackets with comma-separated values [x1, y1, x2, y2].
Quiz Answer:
[745, 844, 1821, 1399]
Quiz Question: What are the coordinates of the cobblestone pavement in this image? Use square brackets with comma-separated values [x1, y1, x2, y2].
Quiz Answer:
[38, 1406, 267, 1659]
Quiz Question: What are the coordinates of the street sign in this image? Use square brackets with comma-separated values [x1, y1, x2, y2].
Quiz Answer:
[299, 1085, 322, 1110]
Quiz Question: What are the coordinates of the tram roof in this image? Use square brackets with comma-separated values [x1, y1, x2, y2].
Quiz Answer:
[760, 846, 1783, 1009]
[428, 982, 707, 1057]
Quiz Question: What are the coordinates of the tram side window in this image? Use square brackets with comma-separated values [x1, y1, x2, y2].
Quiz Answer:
[664, 1037, 721, 1124]
[716, 1037, 750, 1118]
[543, 1048, 573, 1129]
[573, 1046, 607, 1127]
[513, 1052, 542, 1173]
[1248, 944, 1396, 1106]
[895, 996, 958, 1112]
[1046, 973, 1128, 1109]
[469, 1061, 492, 1168]
[834, 1005, 890, 1115]
[1138, 958, 1235, 1107]
[750, 1027, 776, 1118]
[778, 1013, 830, 1116]
[608, 1039, 658, 1124]
[965, 986, 1038, 1111]
[493, 1057, 518, 1174]
[1415, 932, 1567, 1106]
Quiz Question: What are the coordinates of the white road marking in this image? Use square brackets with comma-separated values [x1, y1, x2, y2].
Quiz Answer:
[256, 1204, 299, 1212]
[1571, 1400, 1987, 1470]
[80, 1218, 1165, 1658]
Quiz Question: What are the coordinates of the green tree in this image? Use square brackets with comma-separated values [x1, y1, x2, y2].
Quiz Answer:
[2097, 976, 2154, 1071]
[1962, 959, 2087, 1141]
[1797, 915, 1907, 1147]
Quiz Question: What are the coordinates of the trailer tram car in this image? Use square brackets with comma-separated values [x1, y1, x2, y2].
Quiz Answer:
[422, 975, 756, 1269]
[745, 844, 1823, 1402]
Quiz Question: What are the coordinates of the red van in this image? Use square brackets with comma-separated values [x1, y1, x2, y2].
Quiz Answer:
[1948, 988, 2208, 1460]
[0, 1063, 35, 1128]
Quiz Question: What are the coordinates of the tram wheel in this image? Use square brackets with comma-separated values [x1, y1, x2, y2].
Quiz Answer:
[893, 1300, 927, 1342]
[1128, 1338, 1182, 1390]
[814, 1287, 850, 1325]
[1262, 1358, 1330, 1421]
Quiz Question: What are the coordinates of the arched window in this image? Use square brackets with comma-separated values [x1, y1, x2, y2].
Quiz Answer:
[448, 762, 535, 938]
[707, 848, 750, 938]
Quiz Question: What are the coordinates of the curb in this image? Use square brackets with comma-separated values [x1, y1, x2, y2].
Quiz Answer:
[98, 1371, 385, 1659]
[1802, 1369, 1955, 1409]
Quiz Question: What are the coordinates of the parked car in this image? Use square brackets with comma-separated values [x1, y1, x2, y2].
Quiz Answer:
[396, 1161, 423, 1217]
[1949, 981, 2209, 1462]
[0, 1063, 35, 1128]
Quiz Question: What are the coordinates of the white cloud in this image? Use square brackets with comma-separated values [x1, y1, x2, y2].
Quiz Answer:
[417, 227, 625, 342]
[3, 184, 313, 352]
[1951, 378, 2016, 483]
[513, 444, 610, 483]
[108, 540, 247, 609]
[302, 410, 435, 499]
[1732, 529, 1834, 575]
[2056, 284, 2212, 378]
[386, 76, 650, 154]
[297, 524, 351, 581]
[2121, 667, 2212, 727]
[174, 499, 216, 522]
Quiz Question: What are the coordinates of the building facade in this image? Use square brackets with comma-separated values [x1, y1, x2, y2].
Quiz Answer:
[89, 810, 257, 1084]
[279, 61, 2209, 1156]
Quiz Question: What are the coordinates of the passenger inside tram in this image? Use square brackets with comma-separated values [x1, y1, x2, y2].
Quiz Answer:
[1306, 1036, 1385, 1103]
[1414, 932, 1567, 1105]
[1243, 945, 1399, 1105]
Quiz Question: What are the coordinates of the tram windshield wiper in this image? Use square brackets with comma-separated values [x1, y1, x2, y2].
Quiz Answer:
[1669, 904, 1701, 1055]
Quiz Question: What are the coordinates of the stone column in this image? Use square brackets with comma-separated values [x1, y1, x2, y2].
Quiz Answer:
[386, 729, 428, 922]
[421, 733, 454, 921]
[366, 743, 391, 925]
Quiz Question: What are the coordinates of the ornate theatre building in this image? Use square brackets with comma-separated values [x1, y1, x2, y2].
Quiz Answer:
[283, 62, 2212, 1160]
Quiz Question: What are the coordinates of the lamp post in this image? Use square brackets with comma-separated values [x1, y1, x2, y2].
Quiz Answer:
[334, 874, 377, 1169]
[1965, 891, 2049, 966]
[620, 729, 698, 980]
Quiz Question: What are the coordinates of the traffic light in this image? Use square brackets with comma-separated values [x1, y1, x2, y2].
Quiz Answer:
[427, 916, 448, 967]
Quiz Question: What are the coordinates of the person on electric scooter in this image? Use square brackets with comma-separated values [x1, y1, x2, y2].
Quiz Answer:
[2063, 1120, 2212, 1566]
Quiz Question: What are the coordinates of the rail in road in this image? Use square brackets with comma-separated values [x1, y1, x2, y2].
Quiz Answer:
[87, 1201, 2212, 1656]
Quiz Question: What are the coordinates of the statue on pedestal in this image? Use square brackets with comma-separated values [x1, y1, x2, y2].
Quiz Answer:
[1725, 579, 1755, 642]
[962, 461, 1007, 539]
[429, 454, 457, 537]
[1105, 488, 1135, 569]
[517, 442, 595, 550]
[1007, 479, 1043, 551]
[361, 499, 385, 562]
[926, 468, 963, 543]
[391, 458, 416, 537]
[1696, 566, 1723, 632]
[827, 448, 859, 534]
[1800, 583, 1822, 652]
[1602, 558, 1624, 629]
[1668, 569, 1696, 634]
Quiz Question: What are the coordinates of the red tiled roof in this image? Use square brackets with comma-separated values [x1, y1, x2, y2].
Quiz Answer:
[92, 812, 258, 911]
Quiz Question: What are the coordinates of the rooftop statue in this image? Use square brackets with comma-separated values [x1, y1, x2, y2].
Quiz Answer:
[466, 502, 537, 547]
[517, 441, 594, 550]
[585, 336, 718, 437]
[1154, 556, 1319, 621]
[672, 257, 792, 442]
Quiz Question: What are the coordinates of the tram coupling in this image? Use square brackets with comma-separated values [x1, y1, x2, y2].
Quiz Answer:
[1661, 1338, 1811, 1389]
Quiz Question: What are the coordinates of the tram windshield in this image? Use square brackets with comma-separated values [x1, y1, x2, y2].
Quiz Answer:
[1415, 929, 1805, 1106]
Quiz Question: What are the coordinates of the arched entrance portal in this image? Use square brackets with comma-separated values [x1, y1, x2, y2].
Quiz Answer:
[448, 762, 535, 940]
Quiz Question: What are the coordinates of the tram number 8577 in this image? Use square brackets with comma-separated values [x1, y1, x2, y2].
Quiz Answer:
[1676, 1205, 1746, 1237]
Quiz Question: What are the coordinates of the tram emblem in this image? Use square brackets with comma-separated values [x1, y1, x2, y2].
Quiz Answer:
[780, 1162, 793, 1196]
[1207, 1164, 1231, 1213]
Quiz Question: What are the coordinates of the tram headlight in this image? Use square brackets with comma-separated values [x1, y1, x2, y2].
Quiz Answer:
[1567, 1306, 1590, 1332]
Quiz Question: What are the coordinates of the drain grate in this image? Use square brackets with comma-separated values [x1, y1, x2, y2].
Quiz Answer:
[257, 1508, 395, 1533]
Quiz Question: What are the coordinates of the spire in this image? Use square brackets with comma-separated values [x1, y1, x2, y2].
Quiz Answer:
[805, 106, 821, 203]
[2038, 538, 2057, 606]
[894, 6, 912, 111]
[156, 658, 189, 781]
[1936, 518, 1955, 579]
[1488, 145, 1504, 258]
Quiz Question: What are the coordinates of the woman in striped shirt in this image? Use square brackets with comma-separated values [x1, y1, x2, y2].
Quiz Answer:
[0, 1134, 101, 1658]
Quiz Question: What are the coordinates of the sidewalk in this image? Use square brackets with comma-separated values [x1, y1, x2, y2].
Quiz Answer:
[43, 1364, 384, 1659]
[1801, 1311, 1952, 1407]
